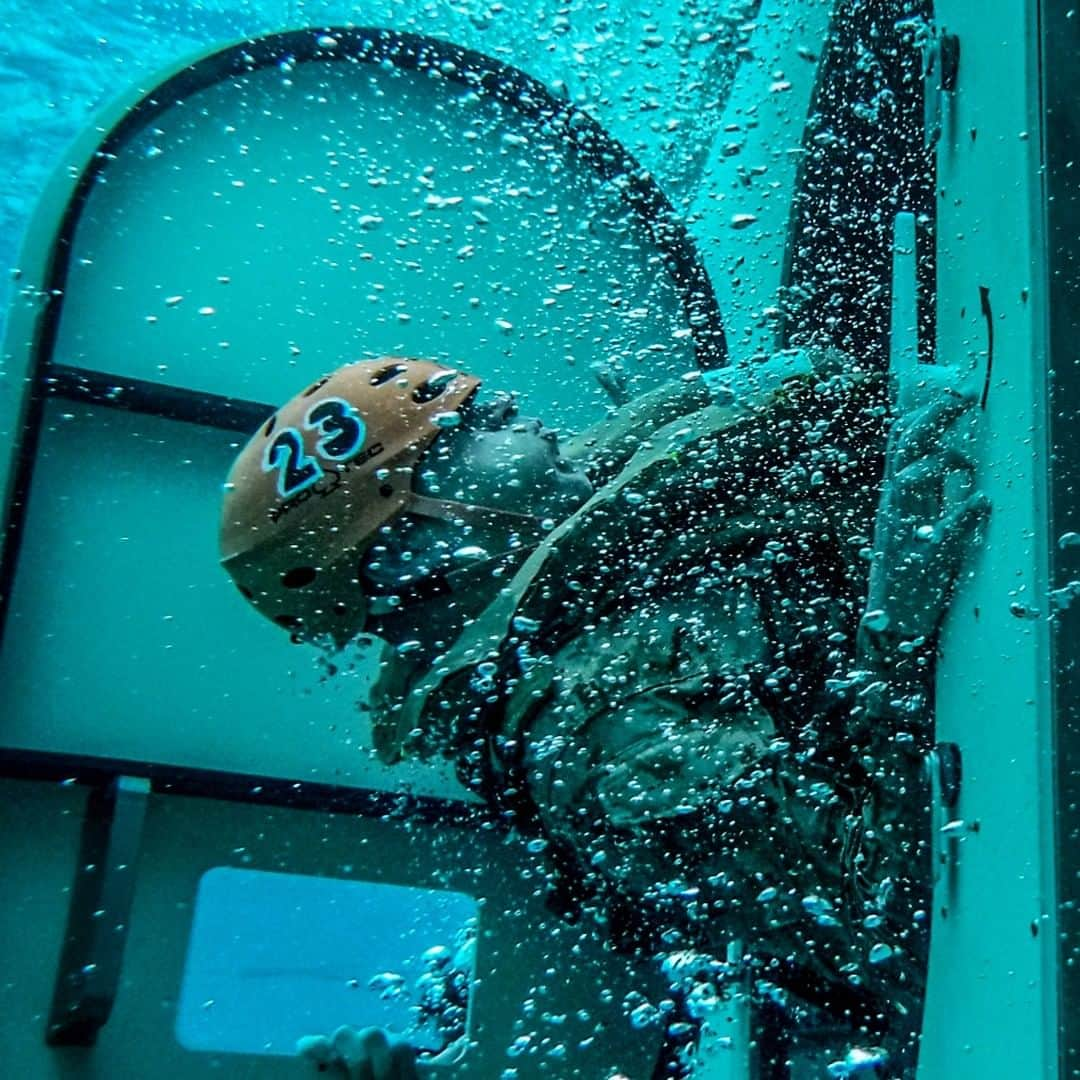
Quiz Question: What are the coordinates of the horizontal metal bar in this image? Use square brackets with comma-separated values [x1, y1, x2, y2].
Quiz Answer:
[0, 746, 488, 828]
[45, 364, 275, 434]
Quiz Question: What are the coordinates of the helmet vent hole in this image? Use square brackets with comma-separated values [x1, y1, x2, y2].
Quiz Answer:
[281, 566, 317, 588]
[274, 614, 303, 629]
[237, 584, 254, 601]
[370, 363, 408, 386]
[412, 379, 447, 404]
[378, 484, 394, 498]
[302, 376, 331, 397]
[262, 415, 277, 438]
[333, 602, 348, 616]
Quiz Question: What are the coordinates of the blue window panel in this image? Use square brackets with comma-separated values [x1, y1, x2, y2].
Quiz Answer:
[175, 867, 476, 1056]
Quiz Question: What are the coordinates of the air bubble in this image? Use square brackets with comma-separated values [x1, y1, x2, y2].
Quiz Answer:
[868, 943, 894, 965]
[507, 1035, 532, 1057]
[629, 1002, 659, 1029]
[454, 545, 490, 561]
[368, 971, 406, 999]
[828, 1046, 889, 1077]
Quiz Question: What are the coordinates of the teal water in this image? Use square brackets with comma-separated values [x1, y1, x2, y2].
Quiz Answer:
[2, 3, 1074, 1080]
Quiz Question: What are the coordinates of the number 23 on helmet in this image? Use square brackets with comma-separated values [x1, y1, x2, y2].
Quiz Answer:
[219, 358, 481, 645]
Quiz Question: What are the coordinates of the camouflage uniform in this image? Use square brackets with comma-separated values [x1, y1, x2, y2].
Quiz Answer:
[373, 355, 933, 1068]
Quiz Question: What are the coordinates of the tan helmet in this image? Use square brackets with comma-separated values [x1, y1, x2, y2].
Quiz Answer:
[220, 358, 482, 644]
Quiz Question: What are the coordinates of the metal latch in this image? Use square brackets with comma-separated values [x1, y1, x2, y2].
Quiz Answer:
[926, 742, 963, 889]
[924, 30, 961, 148]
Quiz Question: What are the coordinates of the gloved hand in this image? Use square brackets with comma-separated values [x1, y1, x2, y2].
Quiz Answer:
[297, 1026, 425, 1079]
[858, 383, 990, 674]
[590, 359, 631, 406]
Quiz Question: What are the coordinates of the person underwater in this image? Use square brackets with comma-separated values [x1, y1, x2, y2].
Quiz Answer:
[219, 354, 987, 1079]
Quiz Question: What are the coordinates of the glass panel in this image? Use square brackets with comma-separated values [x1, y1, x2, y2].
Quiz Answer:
[176, 867, 477, 1055]
[0, 399, 469, 797]
[54, 52, 699, 431]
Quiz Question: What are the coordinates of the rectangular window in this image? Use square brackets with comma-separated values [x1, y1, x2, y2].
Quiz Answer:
[176, 867, 477, 1056]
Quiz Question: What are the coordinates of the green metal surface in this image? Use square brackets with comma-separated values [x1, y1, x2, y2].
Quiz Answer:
[2, 2, 1076, 1077]
[922, 1, 1058, 1077]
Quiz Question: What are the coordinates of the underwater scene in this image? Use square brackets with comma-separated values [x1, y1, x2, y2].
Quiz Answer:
[0, 1, 1077, 1078]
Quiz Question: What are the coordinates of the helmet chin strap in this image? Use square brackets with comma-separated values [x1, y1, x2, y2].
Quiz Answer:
[406, 492, 548, 540]
[364, 494, 546, 621]
[365, 547, 531, 618]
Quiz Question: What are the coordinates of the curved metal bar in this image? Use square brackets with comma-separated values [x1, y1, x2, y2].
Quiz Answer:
[0, 26, 727, 650]
[87, 27, 726, 372]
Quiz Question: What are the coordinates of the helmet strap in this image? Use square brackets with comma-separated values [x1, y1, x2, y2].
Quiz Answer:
[366, 546, 533, 619]
[407, 493, 547, 543]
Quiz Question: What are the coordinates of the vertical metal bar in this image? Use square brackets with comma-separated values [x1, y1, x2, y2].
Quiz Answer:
[46, 776, 150, 1046]
[690, 941, 751, 1080]
[1042, 1, 1080, 1073]
[923, 2, 1057, 1077]
[890, 210, 920, 412]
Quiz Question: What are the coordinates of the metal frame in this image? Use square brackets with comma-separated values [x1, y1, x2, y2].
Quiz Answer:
[7, 749, 492, 1045]
[777, 0, 936, 367]
[919, 1, 1059, 1077]
[8, 738, 493, 1044]
[0, 745, 486, 825]
[44, 365, 274, 434]
[1042, 1, 1080, 1074]
[0, 27, 729, 857]
[2, 770, 670, 1078]
[0, 24, 727, 660]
